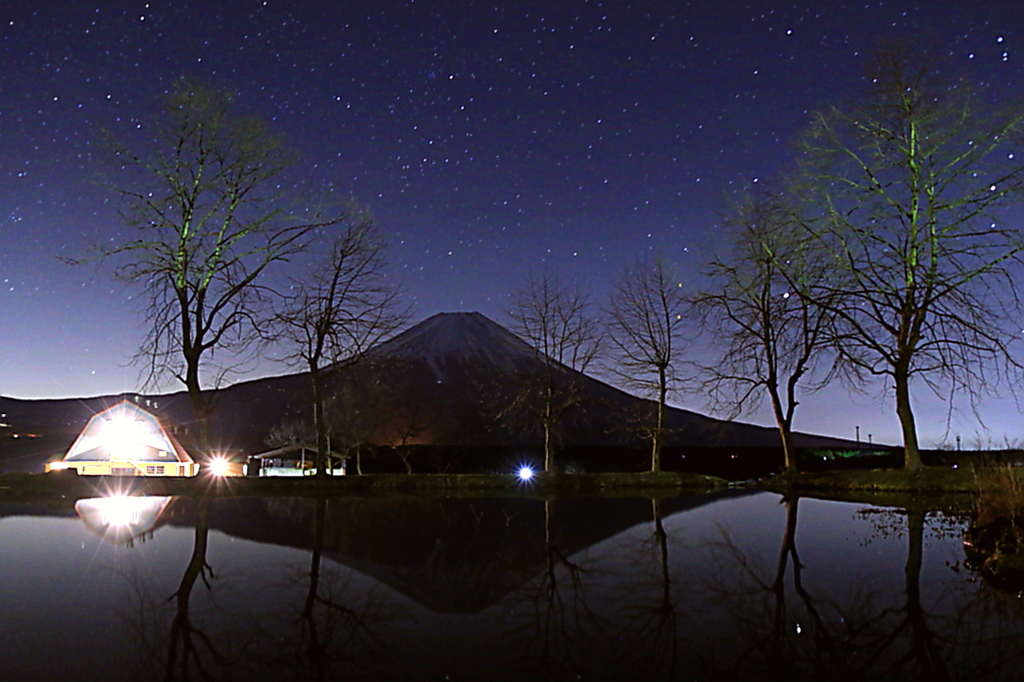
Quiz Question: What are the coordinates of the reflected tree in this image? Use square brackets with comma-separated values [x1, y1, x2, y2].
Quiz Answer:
[289, 496, 393, 679]
[705, 498, 1014, 679]
[901, 509, 950, 680]
[164, 496, 224, 681]
[610, 498, 679, 678]
[503, 499, 599, 678]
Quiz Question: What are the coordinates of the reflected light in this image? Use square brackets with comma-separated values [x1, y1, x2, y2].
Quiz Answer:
[100, 495, 144, 527]
[518, 466, 534, 481]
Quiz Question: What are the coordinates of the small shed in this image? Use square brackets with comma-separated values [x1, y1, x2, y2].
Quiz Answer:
[46, 401, 198, 477]
[245, 443, 347, 476]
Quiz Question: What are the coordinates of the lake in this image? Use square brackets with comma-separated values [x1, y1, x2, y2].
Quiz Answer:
[0, 489, 1020, 681]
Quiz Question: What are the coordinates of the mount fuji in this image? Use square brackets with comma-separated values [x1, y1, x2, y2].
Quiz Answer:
[0, 312, 854, 473]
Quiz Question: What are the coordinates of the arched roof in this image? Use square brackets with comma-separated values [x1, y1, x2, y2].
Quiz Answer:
[63, 401, 194, 464]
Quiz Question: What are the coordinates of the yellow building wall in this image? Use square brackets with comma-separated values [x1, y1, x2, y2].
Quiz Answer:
[47, 461, 198, 477]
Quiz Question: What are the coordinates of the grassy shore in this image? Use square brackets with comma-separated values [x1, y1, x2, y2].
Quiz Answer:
[8, 465, 1024, 504]
[756, 465, 1021, 494]
[0, 469, 728, 501]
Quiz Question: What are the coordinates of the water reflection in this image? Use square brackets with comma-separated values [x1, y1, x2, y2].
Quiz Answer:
[707, 497, 1024, 680]
[74, 495, 177, 546]
[292, 495, 395, 681]
[6, 491, 1024, 680]
[163, 495, 220, 681]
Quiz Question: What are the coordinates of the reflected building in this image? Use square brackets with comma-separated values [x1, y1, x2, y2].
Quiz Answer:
[74, 495, 178, 545]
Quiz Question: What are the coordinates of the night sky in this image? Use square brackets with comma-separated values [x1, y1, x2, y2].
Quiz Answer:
[3, 0, 1023, 446]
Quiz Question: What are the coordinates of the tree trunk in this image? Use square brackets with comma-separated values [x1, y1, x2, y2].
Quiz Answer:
[543, 400, 554, 473]
[312, 367, 329, 478]
[399, 446, 413, 474]
[653, 367, 666, 472]
[184, 358, 212, 459]
[895, 363, 923, 469]
[767, 383, 796, 473]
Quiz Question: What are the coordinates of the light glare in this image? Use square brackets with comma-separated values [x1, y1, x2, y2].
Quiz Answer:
[102, 416, 146, 459]
[209, 457, 231, 476]
[99, 495, 144, 527]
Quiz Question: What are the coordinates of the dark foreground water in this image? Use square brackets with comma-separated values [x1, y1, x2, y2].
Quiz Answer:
[0, 489, 1020, 681]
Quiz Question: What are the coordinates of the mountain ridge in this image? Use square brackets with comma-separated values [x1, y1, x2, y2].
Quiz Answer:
[0, 311, 860, 472]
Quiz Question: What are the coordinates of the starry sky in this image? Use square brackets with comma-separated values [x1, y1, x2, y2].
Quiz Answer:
[3, 0, 1023, 446]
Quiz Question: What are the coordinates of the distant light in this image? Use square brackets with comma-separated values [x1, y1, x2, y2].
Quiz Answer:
[209, 457, 231, 477]
[518, 466, 534, 481]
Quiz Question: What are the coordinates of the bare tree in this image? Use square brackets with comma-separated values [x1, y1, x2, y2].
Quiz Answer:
[266, 417, 315, 449]
[506, 272, 602, 472]
[794, 43, 1024, 468]
[605, 257, 687, 472]
[694, 194, 837, 472]
[98, 82, 342, 453]
[273, 219, 408, 478]
[327, 374, 388, 475]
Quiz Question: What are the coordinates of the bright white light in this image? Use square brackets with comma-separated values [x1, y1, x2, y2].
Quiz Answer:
[518, 466, 534, 481]
[48, 461, 69, 471]
[208, 457, 231, 477]
[102, 416, 147, 459]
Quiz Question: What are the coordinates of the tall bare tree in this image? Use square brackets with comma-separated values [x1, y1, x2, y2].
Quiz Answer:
[795, 44, 1024, 468]
[694, 194, 837, 472]
[273, 219, 408, 477]
[606, 257, 687, 472]
[507, 272, 602, 472]
[99, 82, 342, 453]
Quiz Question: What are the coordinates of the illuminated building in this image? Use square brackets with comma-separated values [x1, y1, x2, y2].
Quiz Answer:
[45, 401, 199, 476]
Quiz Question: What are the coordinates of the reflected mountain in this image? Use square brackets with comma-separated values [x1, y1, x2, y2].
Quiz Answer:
[178, 490, 755, 614]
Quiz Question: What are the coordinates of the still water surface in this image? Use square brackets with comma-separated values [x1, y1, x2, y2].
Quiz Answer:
[0, 490, 1019, 681]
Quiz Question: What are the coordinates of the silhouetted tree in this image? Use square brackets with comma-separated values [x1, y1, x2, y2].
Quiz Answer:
[99, 82, 342, 453]
[265, 417, 315, 449]
[794, 43, 1024, 468]
[606, 257, 687, 472]
[694, 194, 837, 471]
[272, 219, 407, 477]
[507, 272, 602, 472]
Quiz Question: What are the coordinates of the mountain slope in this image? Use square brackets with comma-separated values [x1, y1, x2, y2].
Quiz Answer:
[0, 311, 856, 471]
